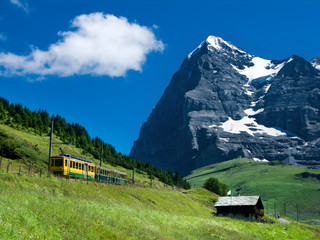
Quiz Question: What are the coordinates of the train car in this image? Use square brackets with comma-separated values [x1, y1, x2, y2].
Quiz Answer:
[50, 154, 95, 180]
[95, 166, 113, 182]
[95, 166, 127, 184]
[114, 170, 127, 184]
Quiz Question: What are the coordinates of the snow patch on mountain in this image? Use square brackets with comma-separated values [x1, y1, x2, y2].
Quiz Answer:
[209, 106, 285, 137]
[232, 57, 285, 85]
[253, 158, 269, 162]
[265, 83, 271, 93]
[187, 42, 204, 59]
[244, 108, 264, 116]
[311, 62, 320, 70]
[219, 116, 286, 137]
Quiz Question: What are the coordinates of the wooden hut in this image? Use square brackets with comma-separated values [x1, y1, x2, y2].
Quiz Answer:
[214, 196, 264, 221]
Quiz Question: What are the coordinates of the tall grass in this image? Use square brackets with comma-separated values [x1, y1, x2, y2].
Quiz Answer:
[1, 171, 319, 240]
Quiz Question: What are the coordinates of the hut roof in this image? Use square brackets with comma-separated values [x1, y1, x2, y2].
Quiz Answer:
[215, 196, 263, 208]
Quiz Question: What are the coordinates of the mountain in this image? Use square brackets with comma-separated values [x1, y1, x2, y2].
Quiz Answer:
[130, 36, 320, 175]
[311, 56, 320, 70]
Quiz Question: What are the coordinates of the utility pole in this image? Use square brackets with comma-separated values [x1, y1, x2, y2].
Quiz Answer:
[48, 120, 54, 175]
[100, 140, 103, 167]
[132, 158, 135, 185]
[98, 141, 103, 181]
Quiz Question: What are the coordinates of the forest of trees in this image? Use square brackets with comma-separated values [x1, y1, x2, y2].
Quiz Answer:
[0, 97, 190, 189]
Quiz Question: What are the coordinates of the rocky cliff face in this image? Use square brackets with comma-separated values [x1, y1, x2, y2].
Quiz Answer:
[130, 36, 320, 175]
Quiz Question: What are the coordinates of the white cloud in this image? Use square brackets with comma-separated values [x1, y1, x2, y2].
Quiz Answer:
[0, 13, 164, 78]
[10, 0, 30, 14]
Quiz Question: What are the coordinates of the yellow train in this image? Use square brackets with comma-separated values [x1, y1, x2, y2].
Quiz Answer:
[50, 154, 127, 184]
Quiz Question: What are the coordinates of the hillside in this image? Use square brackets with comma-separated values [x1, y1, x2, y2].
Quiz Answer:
[185, 158, 320, 225]
[0, 97, 189, 188]
[0, 122, 173, 187]
[1, 172, 320, 239]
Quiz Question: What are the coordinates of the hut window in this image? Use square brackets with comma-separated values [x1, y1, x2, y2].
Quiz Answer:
[51, 159, 54, 166]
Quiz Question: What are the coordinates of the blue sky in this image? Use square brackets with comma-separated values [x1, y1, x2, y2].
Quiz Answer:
[1, 0, 320, 155]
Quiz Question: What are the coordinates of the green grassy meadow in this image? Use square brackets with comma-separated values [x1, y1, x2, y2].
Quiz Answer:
[185, 158, 320, 225]
[1, 171, 320, 240]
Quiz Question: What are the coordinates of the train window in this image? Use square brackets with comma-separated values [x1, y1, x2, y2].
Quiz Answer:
[80, 164, 83, 170]
[76, 162, 78, 169]
[51, 159, 54, 166]
[73, 161, 75, 169]
[55, 159, 63, 167]
[65, 160, 67, 166]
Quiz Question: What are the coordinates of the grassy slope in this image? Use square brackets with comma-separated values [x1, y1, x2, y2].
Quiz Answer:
[0, 123, 164, 187]
[1, 172, 320, 240]
[185, 158, 320, 224]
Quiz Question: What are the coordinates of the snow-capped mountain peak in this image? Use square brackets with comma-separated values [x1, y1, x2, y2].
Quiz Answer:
[131, 35, 320, 176]
[188, 35, 247, 59]
[206, 35, 246, 54]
